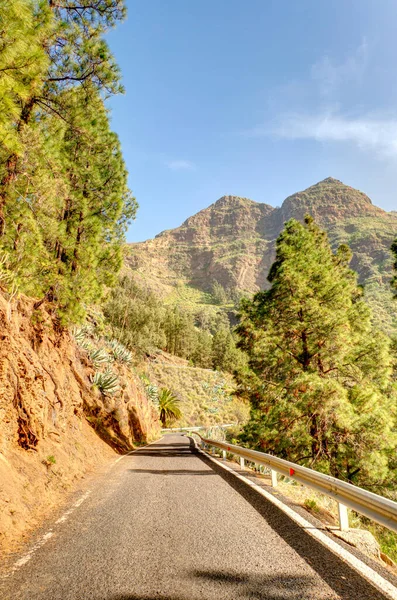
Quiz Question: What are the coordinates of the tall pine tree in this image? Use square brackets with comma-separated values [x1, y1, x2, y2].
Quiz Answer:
[0, 1, 136, 324]
[237, 217, 396, 488]
[0, 0, 126, 235]
[391, 238, 397, 299]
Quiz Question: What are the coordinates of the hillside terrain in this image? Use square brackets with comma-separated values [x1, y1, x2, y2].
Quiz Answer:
[0, 292, 160, 554]
[144, 352, 249, 428]
[128, 178, 397, 332]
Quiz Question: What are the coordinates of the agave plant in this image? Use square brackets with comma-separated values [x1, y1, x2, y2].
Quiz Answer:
[79, 339, 94, 352]
[89, 347, 112, 368]
[145, 384, 159, 405]
[72, 325, 95, 346]
[158, 388, 182, 426]
[91, 369, 120, 396]
[108, 340, 133, 364]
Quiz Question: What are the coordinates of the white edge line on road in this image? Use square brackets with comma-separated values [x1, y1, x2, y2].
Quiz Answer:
[2, 436, 165, 580]
[191, 438, 397, 600]
[3, 489, 93, 580]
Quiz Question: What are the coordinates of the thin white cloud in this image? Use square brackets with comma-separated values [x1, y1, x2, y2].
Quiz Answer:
[269, 111, 397, 157]
[311, 39, 368, 97]
[245, 40, 397, 158]
[166, 159, 195, 171]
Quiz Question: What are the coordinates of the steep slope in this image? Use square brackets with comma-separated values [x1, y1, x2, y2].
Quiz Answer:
[0, 292, 160, 554]
[128, 178, 397, 332]
[144, 352, 249, 428]
[128, 196, 274, 294]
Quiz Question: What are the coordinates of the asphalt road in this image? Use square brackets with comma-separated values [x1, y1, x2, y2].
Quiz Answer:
[0, 434, 392, 600]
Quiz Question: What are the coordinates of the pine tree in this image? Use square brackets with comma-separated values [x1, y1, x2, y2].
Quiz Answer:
[191, 330, 213, 368]
[163, 306, 197, 359]
[212, 327, 247, 373]
[104, 276, 166, 354]
[236, 217, 396, 488]
[391, 238, 397, 298]
[0, 0, 51, 233]
[0, 0, 127, 235]
[0, 1, 135, 325]
[44, 87, 136, 322]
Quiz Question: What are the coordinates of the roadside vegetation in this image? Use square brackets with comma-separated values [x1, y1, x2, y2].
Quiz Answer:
[104, 274, 247, 372]
[235, 217, 397, 492]
[0, 0, 135, 324]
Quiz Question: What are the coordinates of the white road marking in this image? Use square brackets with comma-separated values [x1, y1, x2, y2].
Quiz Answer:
[3, 438, 164, 580]
[194, 441, 397, 600]
[2, 532, 54, 578]
[3, 491, 92, 579]
[73, 490, 91, 508]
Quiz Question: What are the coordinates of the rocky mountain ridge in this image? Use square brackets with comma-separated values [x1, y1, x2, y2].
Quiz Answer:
[128, 178, 397, 332]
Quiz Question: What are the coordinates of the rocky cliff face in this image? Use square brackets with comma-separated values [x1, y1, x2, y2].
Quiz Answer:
[128, 177, 397, 331]
[0, 292, 160, 553]
[129, 178, 396, 291]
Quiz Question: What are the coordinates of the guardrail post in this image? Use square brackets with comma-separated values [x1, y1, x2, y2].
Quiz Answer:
[338, 502, 349, 531]
[271, 469, 278, 487]
[240, 457, 245, 470]
[222, 450, 226, 461]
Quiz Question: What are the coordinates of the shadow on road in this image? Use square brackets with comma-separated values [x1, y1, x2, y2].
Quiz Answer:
[127, 469, 215, 475]
[131, 438, 198, 458]
[195, 453, 390, 600]
[100, 569, 342, 599]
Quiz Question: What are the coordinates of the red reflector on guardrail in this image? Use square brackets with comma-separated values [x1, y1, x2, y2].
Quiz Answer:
[289, 468, 295, 476]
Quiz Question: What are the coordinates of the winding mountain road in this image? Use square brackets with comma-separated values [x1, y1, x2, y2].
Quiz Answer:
[0, 435, 394, 600]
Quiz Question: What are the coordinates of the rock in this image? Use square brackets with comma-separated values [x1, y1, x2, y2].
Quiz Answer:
[328, 527, 381, 560]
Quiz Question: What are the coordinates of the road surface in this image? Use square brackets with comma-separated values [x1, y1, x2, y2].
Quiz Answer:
[0, 434, 393, 600]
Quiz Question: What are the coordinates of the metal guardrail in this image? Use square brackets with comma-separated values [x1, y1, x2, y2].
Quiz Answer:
[193, 433, 397, 533]
[161, 424, 235, 433]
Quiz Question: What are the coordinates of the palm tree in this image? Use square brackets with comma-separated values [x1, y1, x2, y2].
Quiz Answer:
[158, 388, 182, 426]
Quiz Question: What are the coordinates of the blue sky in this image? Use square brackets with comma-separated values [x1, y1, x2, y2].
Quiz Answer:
[107, 0, 397, 242]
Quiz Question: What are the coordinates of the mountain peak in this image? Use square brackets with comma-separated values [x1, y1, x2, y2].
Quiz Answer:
[318, 177, 343, 185]
[278, 177, 383, 225]
[212, 195, 258, 208]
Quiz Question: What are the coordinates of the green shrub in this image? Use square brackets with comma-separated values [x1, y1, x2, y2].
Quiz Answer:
[108, 339, 133, 364]
[91, 369, 119, 396]
[89, 347, 112, 368]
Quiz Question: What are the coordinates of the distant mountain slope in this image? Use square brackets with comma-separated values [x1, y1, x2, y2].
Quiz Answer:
[127, 178, 397, 332]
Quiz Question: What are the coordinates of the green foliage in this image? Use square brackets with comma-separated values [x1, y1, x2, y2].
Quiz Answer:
[145, 384, 159, 405]
[89, 347, 112, 368]
[0, 0, 135, 325]
[0, 0, 50, 156]
[157, 388, 182, 426]
[162, 306, 197, 358]
[236, 216, 397, 489]
[46, 455, 56, 465]
[191, 330, 213, 368]
[104, 276, 167, 353]
[212, 328, 247, 374]
[391, 238, 397, 299]
[211, 281, 228, 305]
[91, 369, 119, 396]
[105, 275, 244, 373]
[150, 363, 249, 428]
[108, 340, 133, 365]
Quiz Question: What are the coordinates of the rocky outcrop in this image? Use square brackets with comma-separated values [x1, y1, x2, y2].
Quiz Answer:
[127, 179, 397, 332]
[0, 292, 160, 553]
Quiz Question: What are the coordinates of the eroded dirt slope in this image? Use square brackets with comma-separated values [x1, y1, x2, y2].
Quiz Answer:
[0, 293, 160, 554]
